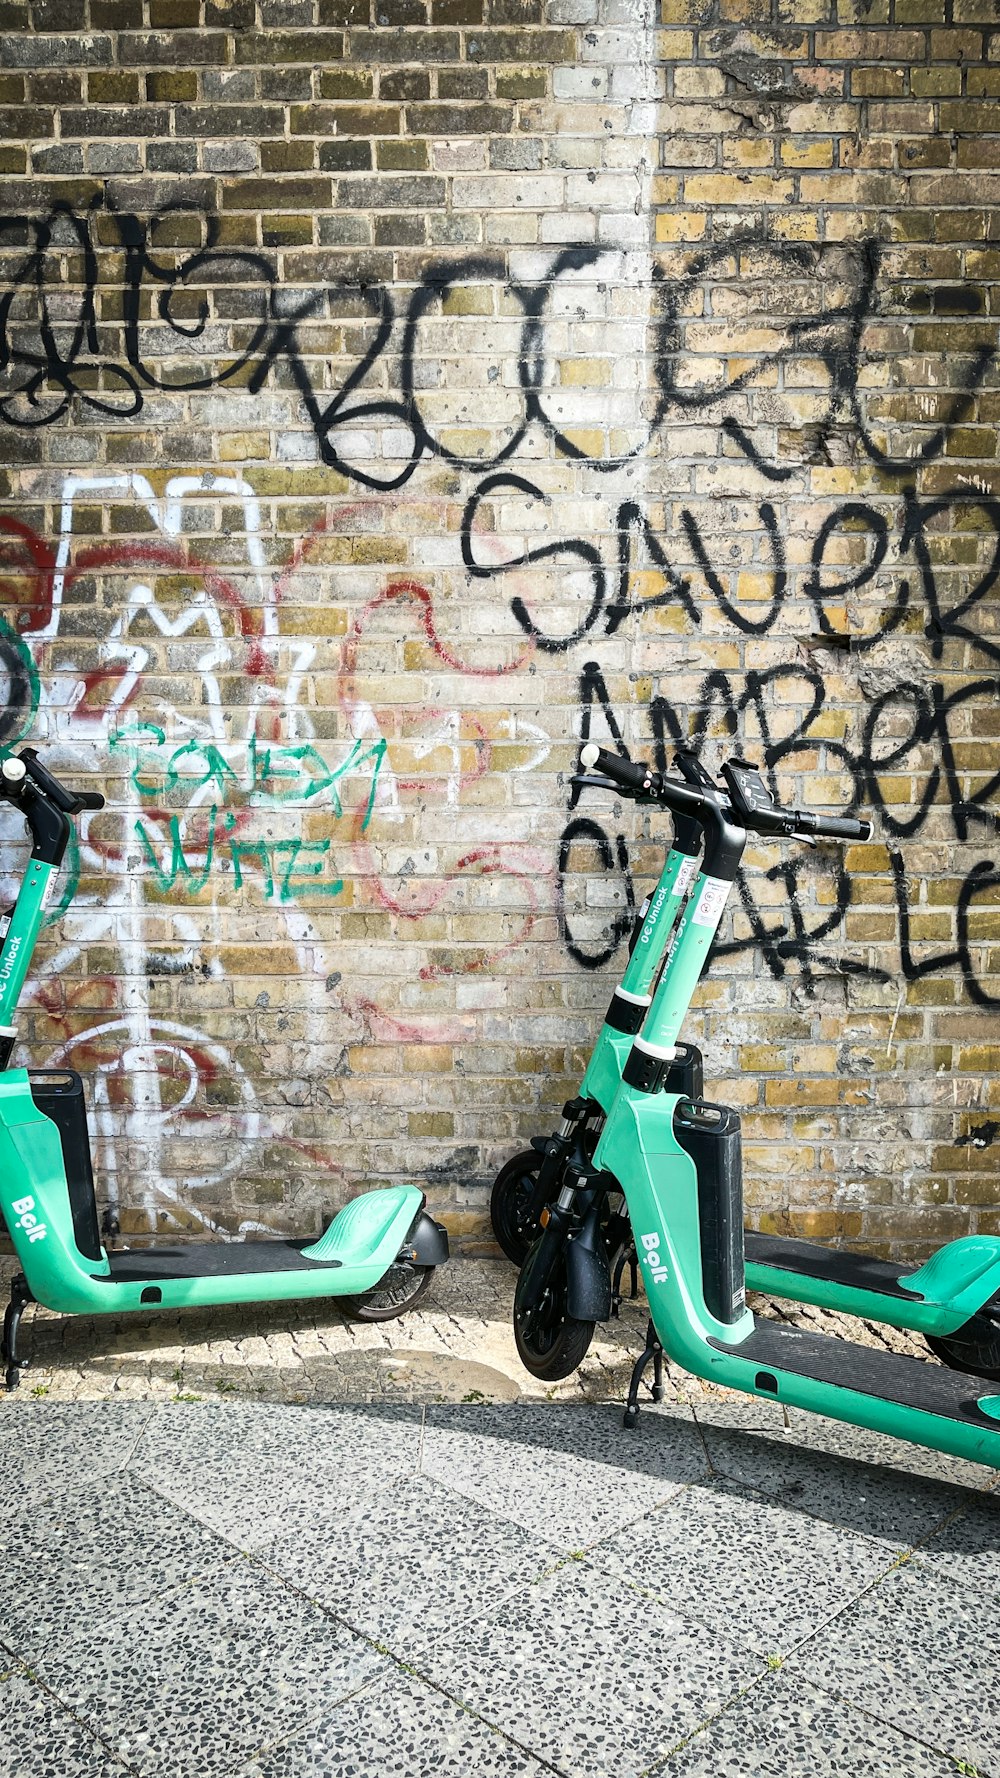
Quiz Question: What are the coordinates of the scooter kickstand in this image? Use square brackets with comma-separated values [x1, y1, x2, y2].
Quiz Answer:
[1, 1274, 31, 1392]
[623, 1317, 665, 1428]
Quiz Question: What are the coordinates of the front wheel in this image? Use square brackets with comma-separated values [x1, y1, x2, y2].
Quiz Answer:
[490, 1150, 543, 1266]
[926, 1304, 1000, 1381]
[513, 1238, 595, 1381]
[336, 1263, 433, 1323]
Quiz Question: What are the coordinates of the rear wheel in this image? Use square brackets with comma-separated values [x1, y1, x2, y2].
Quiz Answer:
[490, 1150, 543, 1267]
[513, 1238, 595, 1381]
[926, 1304, 1000, 1381]
[337, 1263, 433, 1323]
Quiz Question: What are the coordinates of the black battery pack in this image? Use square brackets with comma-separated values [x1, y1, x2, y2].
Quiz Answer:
[28, 1069, 102, 1263]
[673, 1099, 745, 1325]
[663, 1042, 703, 1100]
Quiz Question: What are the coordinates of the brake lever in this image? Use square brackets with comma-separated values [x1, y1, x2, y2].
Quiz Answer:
[570, 772, 621, 792]
[570, 773, 654, 797]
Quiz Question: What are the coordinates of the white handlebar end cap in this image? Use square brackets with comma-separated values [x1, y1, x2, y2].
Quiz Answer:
[1, 757, 26, 784]
[580, 743, 600, 769]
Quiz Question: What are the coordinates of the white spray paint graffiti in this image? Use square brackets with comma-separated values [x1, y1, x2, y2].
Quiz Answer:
[5, 471, 553, 1235]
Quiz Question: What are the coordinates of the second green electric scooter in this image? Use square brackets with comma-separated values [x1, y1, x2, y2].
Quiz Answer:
[509, 745, 1000, 1462]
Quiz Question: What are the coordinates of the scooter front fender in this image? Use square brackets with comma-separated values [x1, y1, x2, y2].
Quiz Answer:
[566, 1212, 612, 1321]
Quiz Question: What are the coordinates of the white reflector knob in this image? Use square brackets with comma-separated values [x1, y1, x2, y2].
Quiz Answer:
[580, 743, 600, 769]
[1, 757, 26, 785]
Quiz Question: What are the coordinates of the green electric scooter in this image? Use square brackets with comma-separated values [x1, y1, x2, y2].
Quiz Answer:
[494, 744, 998, 1382]
[0, 748, 449, 1389]
[513, 744, 1000, 1468]
[490, 755, 707, 1276]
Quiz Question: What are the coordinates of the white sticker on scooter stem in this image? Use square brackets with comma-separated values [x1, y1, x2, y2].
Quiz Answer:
[675, 857, 698, 897]
[691, 877, 730, 928]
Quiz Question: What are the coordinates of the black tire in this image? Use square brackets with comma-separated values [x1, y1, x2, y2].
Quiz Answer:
[490, 1150, 544, 1266]
[336, 1263, 433, 1323]
[513, 1238, 595, 1381]
[926, 1306, 1000, 1382]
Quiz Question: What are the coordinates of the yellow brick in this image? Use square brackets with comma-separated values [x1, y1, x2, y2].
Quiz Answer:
[780, 138, 835, 168]
[218, 432, 269, 461]
[560, 358, 612, 387]
[556, 428, 606, 457]
[655, 210, 707, 240]
[684, 174, 796, 205]
[741, 1045, 784, 1071]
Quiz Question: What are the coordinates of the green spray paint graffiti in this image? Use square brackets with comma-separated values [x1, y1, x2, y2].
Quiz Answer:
[110, 726, 388, 904]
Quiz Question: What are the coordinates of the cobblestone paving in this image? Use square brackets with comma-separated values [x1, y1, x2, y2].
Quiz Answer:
[0, 1254, 938, 1409]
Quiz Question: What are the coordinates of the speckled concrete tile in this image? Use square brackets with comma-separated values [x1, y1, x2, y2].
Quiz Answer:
[260, 1472, 554, 1657]
[0, 1471, 232, 1665]
[787, 1557, 1000, 1775]
[417, 1557, 764, 1778]
[130, 1401, 424, 1547]
[0, 1402, 152, 1509]
[0, 1667, 128, 1778]
[917, 1489, 1000, 1598]
[590, 1478, 897, 1654]
[131, 1401, 423, 1472]
[693, 1398, 998, 1494]
[240, 1669, 548, 1778]
[654, 1670, 959, 1778]
[420, 1403, 708, 1547]
[35, 1562, 388, 1778]
[691, 1401, 986, 1545]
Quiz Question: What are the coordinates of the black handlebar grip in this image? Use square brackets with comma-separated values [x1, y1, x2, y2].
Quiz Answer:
[797, 811, 874, 842]
[579, 743, 657, 793]
[76, 791, 106, 811]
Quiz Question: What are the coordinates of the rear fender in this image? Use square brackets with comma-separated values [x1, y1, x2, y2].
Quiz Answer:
[904, 1236, 1000, 1329]
[403, 1209, 449, 1267]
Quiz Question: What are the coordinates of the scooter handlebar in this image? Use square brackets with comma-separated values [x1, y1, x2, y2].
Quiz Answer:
[577, 745, 874, 845]
[13, 749, 106, 814]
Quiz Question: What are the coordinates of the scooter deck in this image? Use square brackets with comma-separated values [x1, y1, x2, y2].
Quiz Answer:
[103, 1241, 341, 1282]
[710, 1315, 999, 1430]
[745, 1232, 921, 1302]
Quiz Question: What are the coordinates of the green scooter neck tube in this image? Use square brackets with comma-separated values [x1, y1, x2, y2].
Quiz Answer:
[618, 848, 700, 1000]
[639, 870, 732, 1055]
[0, 859, 58, 1031]
[579, 846, 698, 1110]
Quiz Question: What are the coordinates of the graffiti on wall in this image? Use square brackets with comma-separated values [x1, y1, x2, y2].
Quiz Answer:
[1, 199, 998, 1224]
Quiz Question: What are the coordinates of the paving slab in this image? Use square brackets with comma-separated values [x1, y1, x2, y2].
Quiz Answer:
[690, 1399, 993, 1544]
[2, 1357, 999, 1778]
[417, 1557, 766, 1778]
[786, 1556, 1000, 1777]
[259, 1472, 555, 1660]
[420, 1401, 709, 1547]
[35, 1562, 390, 1778]
[655, 1669, 960, 1778]
[589, 1477, 898, 1655]
[240, 1669, 549, 1778]
[129, 1401, 424, 1549]
[0, 1400, 153, 1509]
[0, 1668, 127, 1778]
[130, 1400, 424, 1471]
[0, 1471, 233, 1665]
[917, 1488, 1000, 1598]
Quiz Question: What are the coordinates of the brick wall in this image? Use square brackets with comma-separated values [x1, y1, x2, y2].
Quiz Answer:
[0, 0, 997, 1258]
